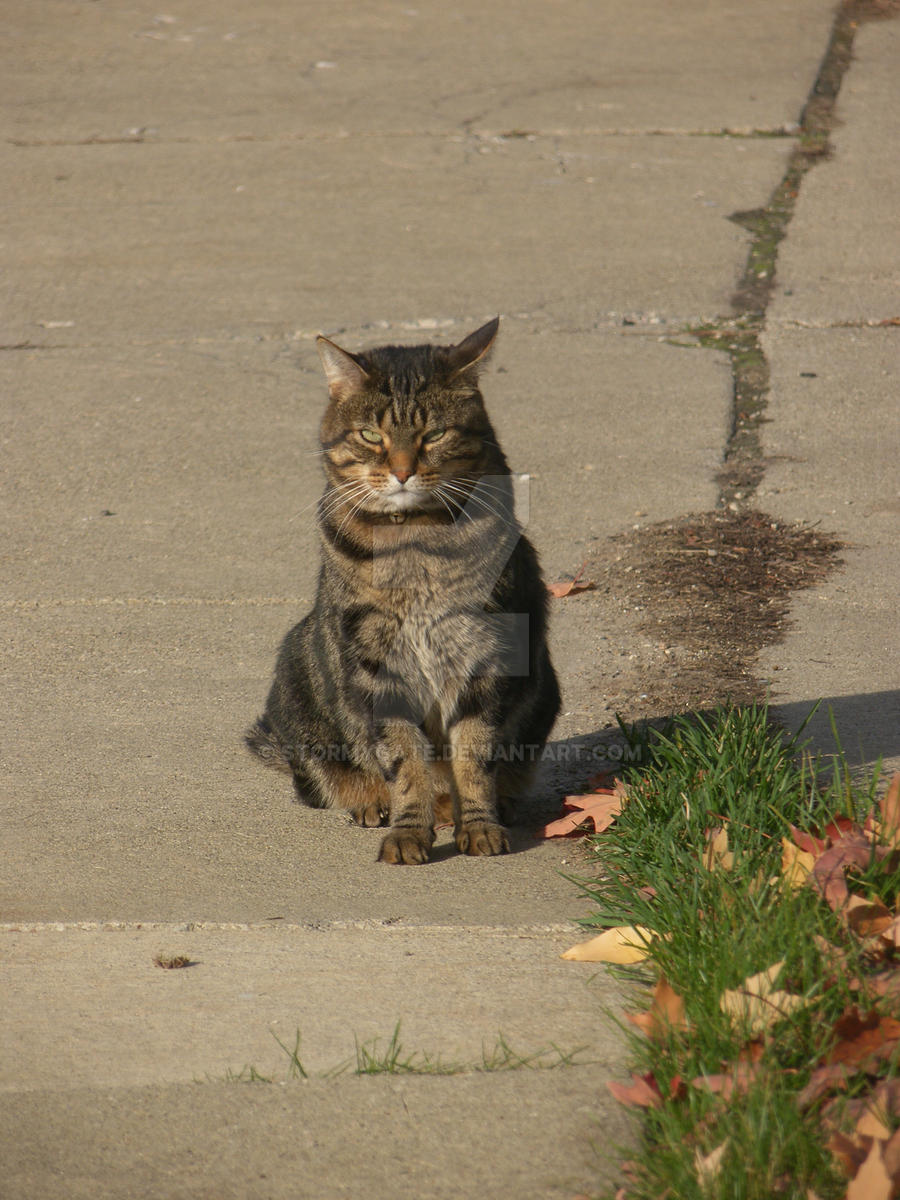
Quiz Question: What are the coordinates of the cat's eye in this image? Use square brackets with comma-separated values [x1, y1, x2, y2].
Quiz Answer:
[422, 428, 446, 444]
[358, 428, 383, 445]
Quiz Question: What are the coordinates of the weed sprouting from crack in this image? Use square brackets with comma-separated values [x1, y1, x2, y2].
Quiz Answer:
[213, 1022, 589, 1084]
[271, 1028, 310, 1079]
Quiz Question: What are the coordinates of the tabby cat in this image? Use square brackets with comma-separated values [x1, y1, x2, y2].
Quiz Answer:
[246, 318, 560, 864]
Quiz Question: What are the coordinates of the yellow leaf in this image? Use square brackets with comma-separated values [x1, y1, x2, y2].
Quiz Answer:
[695, 1141, 727, 1188]
[847, 1138, 892, 1200]
[719, 962, 809, 1035]
[561, 924, 657, 963]
[702, 826, 735, 871]
[781, 837, 815, 889]
[856, 1106, 892, 1141]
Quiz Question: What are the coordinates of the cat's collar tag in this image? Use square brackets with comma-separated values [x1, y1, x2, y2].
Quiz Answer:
[389, 512, 406, 525]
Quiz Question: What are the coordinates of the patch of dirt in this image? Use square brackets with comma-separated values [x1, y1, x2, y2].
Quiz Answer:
[586, 510, 843, 720]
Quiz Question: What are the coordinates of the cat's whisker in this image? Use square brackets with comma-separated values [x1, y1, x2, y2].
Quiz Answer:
[437, 480, 517, 528]
[333, 489, 376, 542]
[431, 489, 459, 524]
[291, 478, 368, 523]
[317, 481, 372, 520]
[433, 485, 473, 524]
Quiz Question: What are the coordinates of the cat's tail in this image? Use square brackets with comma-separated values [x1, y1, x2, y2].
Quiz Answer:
[244, 716, 292, 772]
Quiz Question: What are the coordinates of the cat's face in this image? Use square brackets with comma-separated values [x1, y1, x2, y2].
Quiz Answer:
[316, 320, 506, 518]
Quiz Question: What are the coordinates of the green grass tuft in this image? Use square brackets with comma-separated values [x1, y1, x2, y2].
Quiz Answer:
[578, 704, 889, 1199]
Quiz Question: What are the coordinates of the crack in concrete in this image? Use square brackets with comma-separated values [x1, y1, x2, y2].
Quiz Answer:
[5, 126, 804, 150]
[676, 0, 887, 513]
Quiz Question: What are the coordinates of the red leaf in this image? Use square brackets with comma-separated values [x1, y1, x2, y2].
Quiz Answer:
[811, 834, 888, 913]
[689, 1063, 758, 1100]
[607, 1072, 662, 1109]
[829, 1008, 900, 1069]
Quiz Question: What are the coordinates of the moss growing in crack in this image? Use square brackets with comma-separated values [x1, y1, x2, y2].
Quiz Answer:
[688, 325, 769, 505]
[673, 1, 887, 510]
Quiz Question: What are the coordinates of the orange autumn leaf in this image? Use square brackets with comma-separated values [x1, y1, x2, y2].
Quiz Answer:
[628, 976, 687, 1038]
[547, 559, 597, 598]
[877, 772, 900, 848]
[541, 788, 623, 838]
[845, 894, 894, 937]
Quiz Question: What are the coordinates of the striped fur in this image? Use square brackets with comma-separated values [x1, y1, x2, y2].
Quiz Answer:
[246, 319, 560, 864]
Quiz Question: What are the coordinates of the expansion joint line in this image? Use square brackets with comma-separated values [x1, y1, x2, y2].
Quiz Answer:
[681, 2, 885, 513]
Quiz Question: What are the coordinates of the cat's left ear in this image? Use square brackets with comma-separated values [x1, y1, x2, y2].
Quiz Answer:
[444, 317, 500, 379]
[316, 336, 370, 402]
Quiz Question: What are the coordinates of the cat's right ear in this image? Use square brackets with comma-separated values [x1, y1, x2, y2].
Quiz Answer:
[316, 336, 370, 402]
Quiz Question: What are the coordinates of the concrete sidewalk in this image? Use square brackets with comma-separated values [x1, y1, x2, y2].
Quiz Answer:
[2, 2, 897, 1197]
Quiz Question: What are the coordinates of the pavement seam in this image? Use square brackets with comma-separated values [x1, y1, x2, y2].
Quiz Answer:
[0, 920, 576, 935]
[6, 126, 806, 148]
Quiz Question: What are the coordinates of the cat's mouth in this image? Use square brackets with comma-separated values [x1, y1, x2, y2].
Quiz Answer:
[366, 476, 437, 514]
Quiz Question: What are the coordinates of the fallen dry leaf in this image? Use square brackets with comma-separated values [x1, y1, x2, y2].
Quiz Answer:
[877, 773, 900, 849]
[797, 1063, 853, 1109]
[846, 894, 894, 938]
[829, 1008, 900, 1070]
[546, 559, 596, 598]
[788, 816, 857, 860]
[562, 924, 658, 963]
[782, 836, 816, 889]
[856, 1106, 892, 1142]
[541, 788, 623, 838]
[607, 1072, 662, 1109]
[880, 915, 900, 949]
[846, 1137, 893, 1200]
[694, 1141, 727, 1188]
[703, 826, 735, 871]
[627, 976, 687, 1038]
[719, 962, 809, 1035]
[811, 834, 892, 915]
[829, 1130, 870, 1177]
[883, 1127, 900, 1181]
[689, 1063, 758, 1101]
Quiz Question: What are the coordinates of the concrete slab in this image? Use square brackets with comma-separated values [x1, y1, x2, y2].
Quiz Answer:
[758, 327, 900, 774]
[3, 0, 834, 144]
[0, 925, 623, 1088]
[0, 332, 728, 601]
[5, 0, 882, 1195]
[770, 21, 900, 325]
[1, 326, 727, 922]
[2, 1072, 629, 1200]
[1, 598, 603, 924]
[2, 134, 791, 348]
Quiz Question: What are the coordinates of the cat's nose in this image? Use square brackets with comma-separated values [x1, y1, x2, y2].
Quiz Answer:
[392, 467, 413, 484]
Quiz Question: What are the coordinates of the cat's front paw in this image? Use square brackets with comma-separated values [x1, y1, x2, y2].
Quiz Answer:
[377, 827, 435, 865]
[455, 821, 509, 857]
[349, 799, 389, 827]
